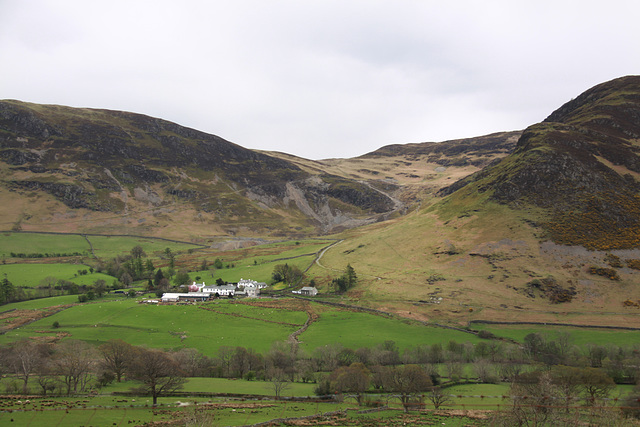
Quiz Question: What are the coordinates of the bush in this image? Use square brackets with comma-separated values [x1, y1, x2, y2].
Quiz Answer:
[478, 330, 496, 339]
[588, 266, 620, 280]
[52, 321, 60, 329]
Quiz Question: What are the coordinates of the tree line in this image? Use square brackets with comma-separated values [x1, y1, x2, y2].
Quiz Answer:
[3, 331, 640, 417]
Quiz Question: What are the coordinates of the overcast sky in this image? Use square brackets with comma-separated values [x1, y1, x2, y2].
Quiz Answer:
[1, 1, 639, 159]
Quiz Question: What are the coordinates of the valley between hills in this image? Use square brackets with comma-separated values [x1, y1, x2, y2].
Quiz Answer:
[2, 76, 640, 329]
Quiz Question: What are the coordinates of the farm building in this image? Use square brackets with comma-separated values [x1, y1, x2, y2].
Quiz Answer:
[237, 279, 267, 289]
[161, 293, 212, 303]
[292, 286, 318, 296]
[201, 284, 236, 297]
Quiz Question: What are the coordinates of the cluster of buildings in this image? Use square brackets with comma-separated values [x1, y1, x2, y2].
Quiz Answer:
[160, 278, 268, 303]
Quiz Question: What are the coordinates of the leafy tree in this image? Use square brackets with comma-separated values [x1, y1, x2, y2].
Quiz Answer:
[131, 245, 146, 259]
[213, 258, 223, 269]
[272, 264, 303, 285]
[93, 279, 107, 297]
[165, 248, 175, 269]
[0, 274, 15, 304]
[332, 264, 358, 293]
[581, 367, 615, 405]
[174, 269, 191, 287]
[154, 269, 165, 288]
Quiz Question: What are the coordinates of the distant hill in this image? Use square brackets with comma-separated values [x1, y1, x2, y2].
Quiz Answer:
[0, 101, 520, 241]
[0, 101, 399, 239]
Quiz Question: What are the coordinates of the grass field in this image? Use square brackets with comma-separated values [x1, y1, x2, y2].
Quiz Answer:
[299, 309, 481, 352]
[0, 231, 89, 257]
[472, 323, 640, 347]
[86, 234, 203, 259]
[0, 263, 115, 288]
[0, 232, 203, 259]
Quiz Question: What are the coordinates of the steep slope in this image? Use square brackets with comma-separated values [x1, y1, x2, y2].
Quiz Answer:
[0, 101, 395, 239]
[440, 75, 640, 250]
[310, 76, 640, 327]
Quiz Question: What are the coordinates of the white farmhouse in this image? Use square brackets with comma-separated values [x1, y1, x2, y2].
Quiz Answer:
[201, 284, 236, 297]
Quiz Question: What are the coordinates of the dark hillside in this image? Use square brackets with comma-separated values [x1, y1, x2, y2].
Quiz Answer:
[439, 76, 640, 250]
[0, 101, 395, 237]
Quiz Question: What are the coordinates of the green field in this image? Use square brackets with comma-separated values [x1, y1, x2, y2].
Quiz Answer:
[473, 323, 640, 347]
[299, 309, 481, 352]
[86, 235, 203, 259]
[0, 232, 90, 257]
[0, 263, 115, 288]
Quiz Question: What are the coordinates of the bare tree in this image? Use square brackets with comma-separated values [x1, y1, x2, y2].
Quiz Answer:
[99, 339, 134, 382]
[383, 364, 432, 413]
[330, 362, 371, 405]
[173, 348, 212, 377]
[268, 367, 291, 399]
[53, 340, 96, 395]
[6, 340, 45, 394]
[128, 347, 186, 406]
[428, 386, 453, 409]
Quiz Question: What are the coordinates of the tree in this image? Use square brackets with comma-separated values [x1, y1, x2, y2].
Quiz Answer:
[174, 269, 191, 287]
[332, 264, 358, 293]
[0, 274, 16, 303]
[131, 245, 146, 259]
[7, 339, 44, 394]
[128, 347, 186, 406]
[272, 264, 303, 285]
[551, 365, 583, 411]
[99, 339, 134, 382]
[429, 386, 453, 409]
[120, 272, 133, 287]
[164, 248, 175, 269]
[268, 367, 291, 399]
[383, 364, 432, 412]
[154, 269, 165, 288]
[93, 279, 107, 298]
[501, 371, 561, 427]
[173, 348, 212, 377]
[330, 363, 371, 405]
[53, 339, 96, 395]
[581, 367, 615, 405]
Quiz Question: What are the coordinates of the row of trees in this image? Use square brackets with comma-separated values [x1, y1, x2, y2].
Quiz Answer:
[0, 339, 185, 405]
[2, 336, 640, 416]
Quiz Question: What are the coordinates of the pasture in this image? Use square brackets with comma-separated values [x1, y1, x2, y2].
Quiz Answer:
[0, 263, 115, 288]
[472, 323, 640, 347]
[0, 231, 89, 257]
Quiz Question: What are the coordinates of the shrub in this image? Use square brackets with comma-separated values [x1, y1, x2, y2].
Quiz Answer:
[588, 266, 620, 280]
[52, 321, 60, 329]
